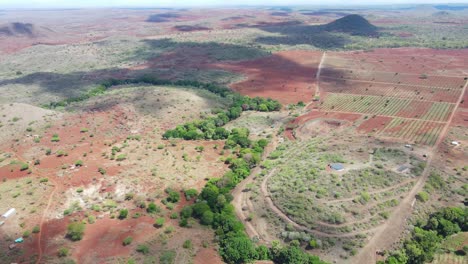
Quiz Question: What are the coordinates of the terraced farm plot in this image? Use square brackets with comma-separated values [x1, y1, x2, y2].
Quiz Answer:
[321, 93, 455, 122]
[320, 78, 462, 103]
[321, 93, 412, 117]
[378, 118, 445, 146]
[324, 50, 468, 76]
[321, 68, 466, 89]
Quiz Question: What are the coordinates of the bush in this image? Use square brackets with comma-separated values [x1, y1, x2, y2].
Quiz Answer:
[45, 149, 52, 155]
[183, 240, 192, 249]
[170, 212, 178, 219]
[160, 250, 176, 264]
[416, 191, 429, 202]
[154, 218, 165, 228]
[136, 244, 149, 254]
[98, 167, 106, 175]
[116, 154, 126, 161]
[23, 230, 31, 238]
[75, 160, 83, 167]
[122, 236, 133, 246]
[51, 134, 60, 142]
[20, 163, 29, 171]
[58, 247, 69, 257]
[180, 206, 193, 219]
[184, 189, 198, 200]
[32, 225, 40, 233]
[118, 209, 128, 219]
[164, 188, 180, 203]
[146, 202, 161, 214]
[66, 222, 85, 241]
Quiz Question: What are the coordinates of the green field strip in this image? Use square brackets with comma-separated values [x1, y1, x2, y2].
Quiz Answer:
[416, 121, 433, 144]
[401, 119, 419, 139]
[430, 125, 444, 145]
[378, 118, 444, 146]
[421, 102, 455, 122]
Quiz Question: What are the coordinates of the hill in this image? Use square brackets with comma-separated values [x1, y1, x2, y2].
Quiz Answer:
[324, 14, 378, 36]
[0, 22, 44, 37]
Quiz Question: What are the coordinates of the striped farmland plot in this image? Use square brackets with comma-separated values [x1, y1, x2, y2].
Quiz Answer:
[378, 118, 444, 146]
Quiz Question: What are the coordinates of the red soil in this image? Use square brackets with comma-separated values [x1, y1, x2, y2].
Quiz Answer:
[325, 48, 468, 76]
[460, 88, 468, 109]
[213, 50, 323, 104]
[358, 116, 393, 133]
[73, 216, 155, 263]
[0, 164, 30, 180]
[194, 247, 224, 264]
[396, 101, 432, 119]
[285, 110, 362, 140]
[452, 108, 468, 127]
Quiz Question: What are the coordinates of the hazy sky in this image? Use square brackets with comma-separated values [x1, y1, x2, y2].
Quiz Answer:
[0, 0, 467, 8]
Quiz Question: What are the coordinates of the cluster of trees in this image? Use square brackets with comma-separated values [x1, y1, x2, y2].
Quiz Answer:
[174, 127, 325, 264]
[44, 75, 281, 113]
[162, 96, 280, 140]
[381, 206, 467, 264]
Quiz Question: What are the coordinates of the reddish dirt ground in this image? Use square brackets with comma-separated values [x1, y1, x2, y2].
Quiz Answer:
[396, 101, 433, 119]
[73, 216, 155, 263]
[357, 116, 393, 133]
[214, 50, 323, 104]
[452, 108, 468, 126]
[194, 247, 224, 264]
[325, 48, 468, 76]
[285, 110, 362, 140]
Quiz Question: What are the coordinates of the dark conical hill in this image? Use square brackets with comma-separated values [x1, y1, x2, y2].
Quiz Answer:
[325, 14, 378, 36]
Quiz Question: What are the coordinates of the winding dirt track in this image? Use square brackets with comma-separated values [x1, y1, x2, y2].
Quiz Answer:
[260, 168, 381, 238]
[324, 179, 415, 204]
[35, 174, 58, 264]
[12, 153, 58, 264]
[352, 79, 468, 264]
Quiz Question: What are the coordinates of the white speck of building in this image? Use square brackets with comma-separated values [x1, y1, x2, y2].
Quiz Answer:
[451, 141, 460, 146]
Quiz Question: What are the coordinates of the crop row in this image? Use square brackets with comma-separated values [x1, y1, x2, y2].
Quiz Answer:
[324, 55, 463, 76]
[420, 102, 455, 122]
[378, 118, 444, 146]
[321, 93, 412, 116]
[321, 68, 466, 89]
[320, 77, 461, 103]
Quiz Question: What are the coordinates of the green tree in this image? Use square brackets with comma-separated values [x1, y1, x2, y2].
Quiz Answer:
[220, 236, 258, 264]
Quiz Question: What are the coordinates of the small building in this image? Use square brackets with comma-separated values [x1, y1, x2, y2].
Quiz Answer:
[405, 144, 412, 148]
[9, 244, 16, 250]
[2, 208, 16, 218]
[451, 141, 460, 146]
[14, 237, 23, 243]
[329, 163, 344, 171]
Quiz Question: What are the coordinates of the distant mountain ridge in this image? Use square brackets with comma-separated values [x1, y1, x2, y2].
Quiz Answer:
[324, 14, 378, 36]
[0, 22, 37, 37]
